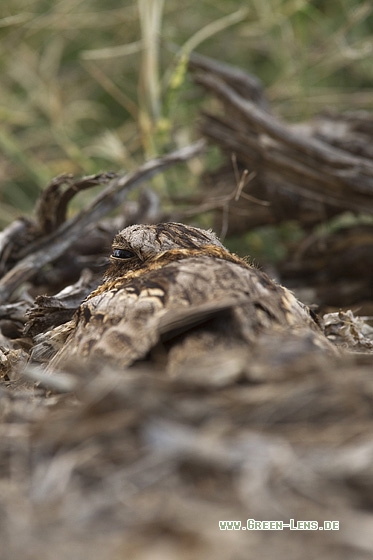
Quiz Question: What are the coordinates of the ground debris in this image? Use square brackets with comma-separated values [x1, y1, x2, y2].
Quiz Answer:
[0, 73, 373, 559]
[323, 310, 373, 350]
[1, 355, 373, 560]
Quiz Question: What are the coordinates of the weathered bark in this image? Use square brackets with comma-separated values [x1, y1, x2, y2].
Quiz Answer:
[188, 56, 373, 229]
[188, 54, 373, 309]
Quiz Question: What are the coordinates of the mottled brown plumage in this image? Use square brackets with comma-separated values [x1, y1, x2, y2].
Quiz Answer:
[48, 222, 335, 374]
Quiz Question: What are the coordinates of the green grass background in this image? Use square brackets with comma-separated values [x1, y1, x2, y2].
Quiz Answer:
[1, 0, 372, 227]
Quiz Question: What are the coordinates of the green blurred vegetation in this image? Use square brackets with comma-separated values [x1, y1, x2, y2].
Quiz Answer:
[0, 0, 372, 227]
[226, 221, 306, 264]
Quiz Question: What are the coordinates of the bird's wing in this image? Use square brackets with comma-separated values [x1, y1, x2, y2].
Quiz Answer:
[49, 256, 331, 372]
[158, 297, 240, 342]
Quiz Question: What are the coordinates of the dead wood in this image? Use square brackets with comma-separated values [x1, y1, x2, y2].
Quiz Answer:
[0, 140, 205, 306]
[280, 224, 373, 307]
[188, 55, 373, 231]
[188, 55, 373, 310]
[189, 51, 270, 111]
[194, 73, 373, 214]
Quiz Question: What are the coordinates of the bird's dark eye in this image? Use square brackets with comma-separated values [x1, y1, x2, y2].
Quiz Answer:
[112, 249, 135, 259]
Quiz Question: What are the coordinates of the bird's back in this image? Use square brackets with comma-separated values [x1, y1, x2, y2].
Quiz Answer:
[49, 247, 335, 375]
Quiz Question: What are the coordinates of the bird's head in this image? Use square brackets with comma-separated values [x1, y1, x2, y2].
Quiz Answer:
[104, 222, 228, 282]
